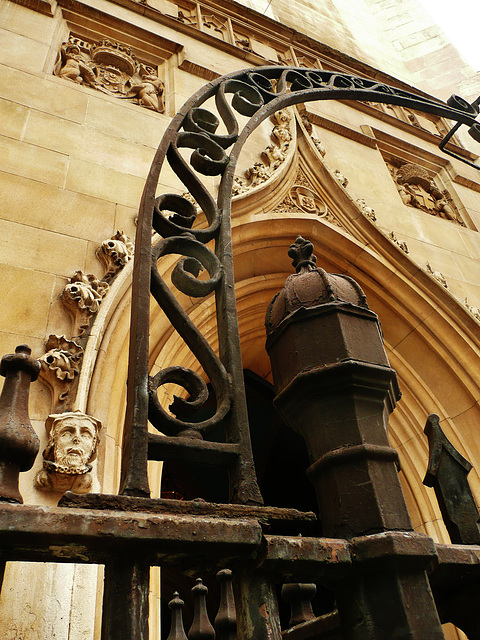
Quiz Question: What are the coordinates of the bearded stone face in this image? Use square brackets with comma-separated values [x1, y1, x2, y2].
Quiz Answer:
[53, 418, 96, 469]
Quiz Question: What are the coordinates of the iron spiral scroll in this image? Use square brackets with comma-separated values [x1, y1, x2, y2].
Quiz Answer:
[120, 65, 480, 501]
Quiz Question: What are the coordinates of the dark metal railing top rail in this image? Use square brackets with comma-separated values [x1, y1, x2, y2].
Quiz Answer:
[121, 65, 480, 504]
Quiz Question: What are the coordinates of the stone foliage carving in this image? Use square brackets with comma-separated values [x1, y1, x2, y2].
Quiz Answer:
[333, 169, 349, 188]
[426, 262, 448, 289]
[39, 335, 84, 410]
[35, 411, 101, 494]
[464, 298, 480, 322]
[233, 109, 293, 195]
[388, 231, 409, 254]
[97, 231, 134, 283]
[356, 198, 376, 222]
[55, 37, 165, 113]
[298, 108, 326, 157]
[61, 270, 109, 337]
[272, 167, 343, 228]
[391, 163, 465, 226]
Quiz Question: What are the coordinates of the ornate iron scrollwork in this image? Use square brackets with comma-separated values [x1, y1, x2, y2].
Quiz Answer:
[121, 66, 480, 502]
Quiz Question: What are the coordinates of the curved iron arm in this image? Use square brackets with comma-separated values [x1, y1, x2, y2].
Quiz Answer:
[120, 66, 480, 499]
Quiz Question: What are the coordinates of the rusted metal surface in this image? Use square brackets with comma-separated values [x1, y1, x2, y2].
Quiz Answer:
[102, 560, 149, 640]
[235, 569, 283, 640]
[122, 66, 480, 507]
[281, 583, 316, 627]
[0, 345, 40, 504]
[259, 536, 351, 582]
[424, 413, 480, 544]
[281, 612, 342, 640]
[58, 492, 317, 534]
[430, 544, 480, 639]
[0, 502, 263, 567]
[439, 94, 480, 168]
[165, 570, 237, 640]
[266, 238, 407, 540]
[265, 240, 445, 637]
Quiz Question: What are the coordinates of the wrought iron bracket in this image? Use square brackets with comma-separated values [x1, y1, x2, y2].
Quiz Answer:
[121, 66, 480, 504]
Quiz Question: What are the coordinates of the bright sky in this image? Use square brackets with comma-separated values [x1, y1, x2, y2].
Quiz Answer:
[419, 0, 480, 71]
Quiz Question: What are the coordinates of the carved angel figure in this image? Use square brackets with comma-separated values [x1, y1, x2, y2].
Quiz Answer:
[126, 67, 165, 112]
[56, 43, 97, 87]
[35, 411, 101, 494]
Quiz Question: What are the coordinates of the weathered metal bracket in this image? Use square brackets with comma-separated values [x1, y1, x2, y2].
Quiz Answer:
[439, 95, 480, 169]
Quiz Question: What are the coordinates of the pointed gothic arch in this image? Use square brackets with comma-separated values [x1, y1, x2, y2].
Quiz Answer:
[79, 104, 480, 545]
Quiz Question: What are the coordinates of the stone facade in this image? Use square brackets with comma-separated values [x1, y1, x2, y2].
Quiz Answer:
[1, 0, 480, 638]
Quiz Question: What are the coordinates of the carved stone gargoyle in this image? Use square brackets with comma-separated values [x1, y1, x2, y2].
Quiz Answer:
[61, 270, 109, 337]
[97, 231, 134, 283]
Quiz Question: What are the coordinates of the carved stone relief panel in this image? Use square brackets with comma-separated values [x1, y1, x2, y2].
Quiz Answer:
[390, 162, 465, 226]
[272, 167, 343, 229]
[202, 13, 229, 39]
[35, 411, 102, 494]
[55, 37, 165, 113]
[177, 6, 200, 28]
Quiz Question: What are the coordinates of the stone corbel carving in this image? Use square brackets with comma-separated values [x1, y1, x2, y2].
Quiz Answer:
[55, 37, 165, 113]
[35, 411, 101, 494]
[61, 270, 109, 337]
[97, 231, 134, 282]
[392, 163, 465, 226]
[39, 335, 84, 411]
[426, 262, 448, 289]
[356, 198, 376, 222]
[233, 109, 293, 195]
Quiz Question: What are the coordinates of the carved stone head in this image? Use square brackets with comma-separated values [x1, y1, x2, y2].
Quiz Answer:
[35, 411, 102, 494]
